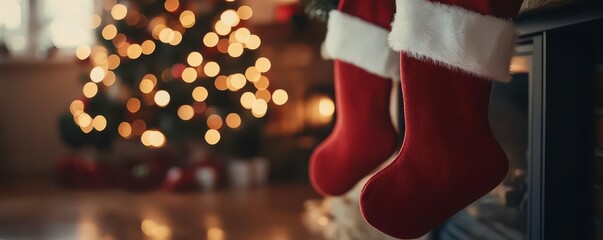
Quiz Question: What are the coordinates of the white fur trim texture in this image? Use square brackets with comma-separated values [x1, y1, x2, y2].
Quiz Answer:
[389, 0, 516, 82]
[324, 10, 400, 81]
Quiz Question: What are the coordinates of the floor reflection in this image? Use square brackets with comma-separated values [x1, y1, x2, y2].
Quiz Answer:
[0, 184, 323, 240]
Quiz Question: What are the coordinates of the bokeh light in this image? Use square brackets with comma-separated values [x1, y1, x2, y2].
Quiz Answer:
[141, 219, 172, 239]
[179, 10, 196, 28]
[83, 82, 98, 98]
[125, 9, 143, 26]
[318, 97, 336, 117]
[234, 28, 250, 43]
[205, 129, 221, 145]
[127, 98, 141, 113]
[272, 89, 288, 105]
[255, 57, 271, 72]
[207, 115, 223, 129]
[214, 76, 228, 91]
[111, 4, 128, 20]
[254, 76, 269, 90]
[220, 10, 240, 27]
[225, 113, 241, 128]
[76, 45, 91, 60]
[204, 62, 220, 77]
[169, 31, 183, 45]
[127, 44, 142, 59]
[251, 99, 268, 118]
[142, 130, 166, 148]
[90, 67, 106, 83]
[93, 115, 107, 131]
[227, 43, 243, 57]
[181, 67, 198, 83]
[203, 32, 219, 47]
[237, 6, 253, 20]
[164, 0, 179, 12]
[80, 122, 94, 133]
[193, 102, 207, 114]
[178, 105, 195, 121]
[240, 92, 255, 109]
[214, 20, 231, 36]
[244, 67, 261, 82]
[118, 122, 132, 138]
[245, 35, 261, 50]
[171, 63, 186, 79]
[107, 54, 121, 69]
[102, 71, 117, 86]
[187, 52, 203, 67]
[112, 34, 127, 48]
[154, 90, 171, 107]
[131, 119, 146, 135]
[78, 113, 94, 133]
[69, 100, 84, 116]
[91, 15, 102, 29]
[141, 40, 156, 55]
[207, 227, 225, 240]
[117, 42, 130, 57]
[144, 74, 158, 84]
[102, 24, 118, 40]
[159, 28, 175, 43]
[77, 113, 92, 127]
[139, 79, 155, 94]
[255, 89, 271, 102]
[192, 87, 208, 102]
[217, 39, 229, 53]
[228, 74, 246, 91]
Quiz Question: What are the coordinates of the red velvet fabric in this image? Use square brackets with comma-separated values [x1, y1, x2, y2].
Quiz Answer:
[309, 0, 398, 196]
[310, 61, 399, 196]
[359, 0, 524, 238]
[338, 0, 396, 30]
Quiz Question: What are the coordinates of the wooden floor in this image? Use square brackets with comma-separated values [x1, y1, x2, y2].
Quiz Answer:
[0, 183, 325, 240]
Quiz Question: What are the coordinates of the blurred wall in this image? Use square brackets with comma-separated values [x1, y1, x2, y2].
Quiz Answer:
[0, 59, 81, 181]
[243, 0, 299, 24]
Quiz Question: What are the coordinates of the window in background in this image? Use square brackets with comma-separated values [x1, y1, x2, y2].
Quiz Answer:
[39, 0, 94, 49]
[0, 0, 94, 57]
[0, 0, 28, 53]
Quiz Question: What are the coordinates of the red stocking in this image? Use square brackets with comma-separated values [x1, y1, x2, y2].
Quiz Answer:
[360, 0, 524, 238]
[310, 0, 399, 196]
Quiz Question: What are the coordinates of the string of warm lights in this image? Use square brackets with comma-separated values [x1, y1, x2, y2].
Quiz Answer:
[68, 0, 289, 148]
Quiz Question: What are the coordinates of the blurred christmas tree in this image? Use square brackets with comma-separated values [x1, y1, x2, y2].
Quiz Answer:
[60, 0, 289, 153]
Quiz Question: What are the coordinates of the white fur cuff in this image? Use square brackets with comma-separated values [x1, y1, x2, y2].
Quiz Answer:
[389, 0, 516, 83]
[324, 10, 400, 81]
